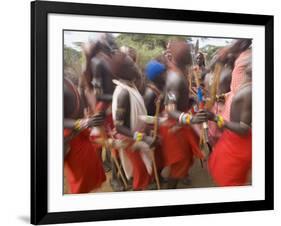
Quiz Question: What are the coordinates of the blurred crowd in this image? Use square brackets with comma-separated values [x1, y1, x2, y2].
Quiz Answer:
[63, 33, 252, 193]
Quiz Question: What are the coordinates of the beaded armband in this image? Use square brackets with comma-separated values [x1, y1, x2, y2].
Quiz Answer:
[133, 131, 144, 142]
[74, 119, 82, 131]
[215, 115, 224, 128]
[178, 113, 192, 125]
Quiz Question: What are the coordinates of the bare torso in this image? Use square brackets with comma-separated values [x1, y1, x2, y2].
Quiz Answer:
[204, 65, 232, 97]
[91, 52, 115, 96]
[165, 70, 189, 111]
[116, 88, 131, 129]
[144, 86, 158, 116]
[230, 83, 252, 125]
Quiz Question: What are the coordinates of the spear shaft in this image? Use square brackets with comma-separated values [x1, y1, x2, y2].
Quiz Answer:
[150, 95, 162, 190]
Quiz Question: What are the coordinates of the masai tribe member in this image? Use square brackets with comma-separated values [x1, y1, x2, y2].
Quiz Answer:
[204, 50, 233, 146]
[159, 40, 206, 188]
[206, 40, 252, 146]
[193, 52, 208, 82]
[207, 59, 252, 186]
[80, 33, 117, 126]
[63, 76, 106, 194]
[143, 58, 167, 116]
[80, 33, 122, 190]
[120, 45, 146, 95]
[142, 58, 167, 175]
[111, 51, 154, 190]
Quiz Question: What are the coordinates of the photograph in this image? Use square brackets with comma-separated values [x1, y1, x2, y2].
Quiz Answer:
[31, 1, 273, 224]
[63, 31, 252, 194]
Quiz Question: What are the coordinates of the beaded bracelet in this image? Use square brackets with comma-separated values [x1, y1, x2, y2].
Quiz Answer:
[133, 131, 144, 142]
[215, 115, 224, 128]
[178, 112, 185, 124]
[74, 119, 82, 131]
[178, 113, 192, 125]
[185, 114, 192, 125]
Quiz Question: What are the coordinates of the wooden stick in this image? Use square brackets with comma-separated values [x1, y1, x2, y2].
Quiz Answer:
[151, 96, 162, 190]
[108, 133, 129, 190]
[195, 70, 210, 157]
[187, 68, 198, 97]
[112, 155, 128, 189]
[206, 63, 222, 110]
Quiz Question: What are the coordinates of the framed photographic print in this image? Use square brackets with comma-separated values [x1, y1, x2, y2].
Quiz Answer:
[31, 0, 274, 224]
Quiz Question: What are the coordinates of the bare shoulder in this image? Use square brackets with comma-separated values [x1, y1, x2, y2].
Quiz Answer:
[117, 88, 129, 100]
[144, 86, 156, 100]
[166, 71, 182, 90]
[232, 84, 252, 104]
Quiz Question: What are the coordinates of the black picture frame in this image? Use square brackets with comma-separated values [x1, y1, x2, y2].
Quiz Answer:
[31, 0, 274, 224]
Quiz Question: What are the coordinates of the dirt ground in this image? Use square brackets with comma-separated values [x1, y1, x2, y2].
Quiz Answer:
[64, 158, 216, 194]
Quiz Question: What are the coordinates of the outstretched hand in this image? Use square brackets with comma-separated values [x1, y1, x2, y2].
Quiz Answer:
[191, 110, 210, 124]
[205, 110, 216, 121]
[87, 112, 106, 127]
[191, 110, 208, 124]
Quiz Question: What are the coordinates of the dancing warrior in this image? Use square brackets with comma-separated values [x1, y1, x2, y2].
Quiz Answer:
[159, 40, 206, 189]
[207, 58, 252, 186]
[111, 51, 154, 190]
[63, 76, 106, 194]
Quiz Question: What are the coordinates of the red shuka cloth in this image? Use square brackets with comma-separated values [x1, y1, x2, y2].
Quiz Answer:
[159, 122, 204, 179]
[113, 132, 152, 190]
[64, 129, 106, 194]
[113, 133, 153, 190]
[154, 144, 164, 173]
[95, 101, 114, 136]
[208, 50, 252, 146]
[125, 146, 153, 190]
[208, 129, 252, 186]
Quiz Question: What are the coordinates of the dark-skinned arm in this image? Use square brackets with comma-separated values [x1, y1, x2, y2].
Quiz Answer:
[166, 79, 207, 124]
[64, 118, 76, 129]
[63, 113, 105, 130]
[143, 88, 157, 116]
[63, 113, 105, 157]
[223, 93, 251, 135]
[115, 88, 154, 145]
[115, 89, 134, 138]
[207, 114, 251, 136]
[207, 92, 251, 135]
[223, 121, 249, 135]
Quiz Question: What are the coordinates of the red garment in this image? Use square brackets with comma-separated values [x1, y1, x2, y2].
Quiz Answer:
[159, 121, 204, 179]
[154, 144, 164, 173]
[64, 128, 72, 138]
[95, 101, 109, 112]
[208, 94, 230, 146]
[208, 50, 251, 146]
[111, 133, 152, 190]
[125, 146, 152, 190]
[89, 101, 113, 161]
[64, 129, 106, 194]
[208, 129, 252, 186]
[95, 101, 114, 134]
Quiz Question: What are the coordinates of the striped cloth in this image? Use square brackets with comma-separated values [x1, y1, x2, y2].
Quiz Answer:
[208, 49, 252, 146]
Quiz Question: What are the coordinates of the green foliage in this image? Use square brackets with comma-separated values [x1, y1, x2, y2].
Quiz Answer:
[199, 44, 222, 63]
[116, 33, 191, 69]
[64, 45, 83, 68]
[63, 34, 220, 85]
[63, 45, 84, 84]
